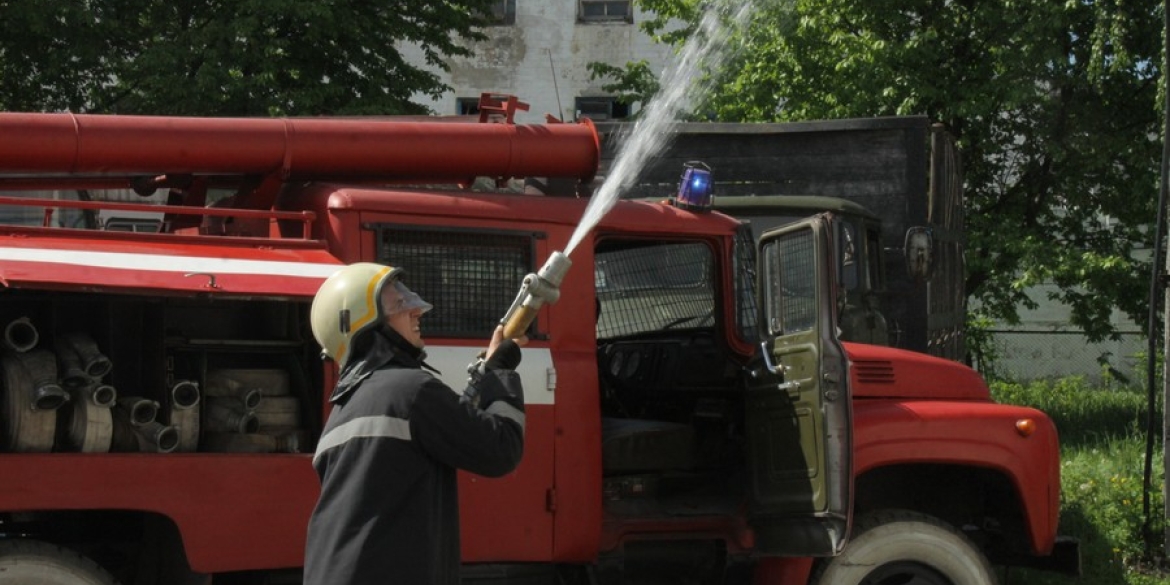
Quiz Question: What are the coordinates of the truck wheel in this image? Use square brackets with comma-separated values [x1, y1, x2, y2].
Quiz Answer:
[0, 539, 119, 585]
[809, 510, 997, 585]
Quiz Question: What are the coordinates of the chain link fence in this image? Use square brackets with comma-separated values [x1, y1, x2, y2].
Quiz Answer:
[984, 329, 1148, 384]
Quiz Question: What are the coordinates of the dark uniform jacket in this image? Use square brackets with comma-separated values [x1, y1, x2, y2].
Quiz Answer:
[304, 327, 525, 585]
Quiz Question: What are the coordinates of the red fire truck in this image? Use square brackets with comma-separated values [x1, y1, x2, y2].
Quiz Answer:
[0, 96, 1075, 584]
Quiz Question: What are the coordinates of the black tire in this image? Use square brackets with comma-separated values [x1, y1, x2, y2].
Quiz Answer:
[809, 510, 998, 585]
[0, 539, 119, 585]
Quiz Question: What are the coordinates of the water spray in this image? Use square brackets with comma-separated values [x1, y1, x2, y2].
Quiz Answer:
[497, 1, 754, 341]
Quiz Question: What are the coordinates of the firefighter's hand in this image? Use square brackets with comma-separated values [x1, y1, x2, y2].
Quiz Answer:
[485, 325, 526, 371]
[474, 369, 524, 412]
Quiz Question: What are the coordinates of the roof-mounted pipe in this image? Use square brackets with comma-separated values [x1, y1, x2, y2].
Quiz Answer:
[0, 111, 599, 183]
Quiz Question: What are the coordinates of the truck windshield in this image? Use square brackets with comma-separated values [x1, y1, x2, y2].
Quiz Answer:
[595, 240, 715, 339]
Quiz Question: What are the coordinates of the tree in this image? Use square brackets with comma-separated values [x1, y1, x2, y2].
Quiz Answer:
[0, 0, 496, 116]
[597, 0, 1163, 341]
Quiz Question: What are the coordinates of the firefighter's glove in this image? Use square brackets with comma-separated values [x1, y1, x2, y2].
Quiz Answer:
[470, 369, 524, 412]
[463, 340, 523, 410]
[485, 339, 522, 371]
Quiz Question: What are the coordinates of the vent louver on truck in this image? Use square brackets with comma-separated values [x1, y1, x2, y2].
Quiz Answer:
[853, 359, 896, 384]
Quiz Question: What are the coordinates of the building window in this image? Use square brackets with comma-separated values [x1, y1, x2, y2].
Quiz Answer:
[456, 98, 481, 116]
[487, 0, 516, 25]
[574, 97, 630, 121]
[579, 0, 632, 23]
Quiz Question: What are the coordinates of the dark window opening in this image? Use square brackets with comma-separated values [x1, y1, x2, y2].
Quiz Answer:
[456, 98, 482, 116]
[579, 0, 632, 22]
[486, 0, 516, 25]
[575, 97, 631, 121]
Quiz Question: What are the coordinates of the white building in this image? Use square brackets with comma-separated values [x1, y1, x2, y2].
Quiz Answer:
[401, 0, 675, 124]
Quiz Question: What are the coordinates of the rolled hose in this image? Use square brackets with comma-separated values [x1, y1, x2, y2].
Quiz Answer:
[54, 338, 92, 390]
[0, 351, 63, 452]
[3, 317, 38, 353]
[16, 350, 69, 412]
[111, 398, 178, 453]
[62, 384, 116, 453]
[205, 395, 261, 434]
[115, 396, 159, 426]
[134, 421, 179, 453]
[90, 384, 117, 408]
[169, 380, 201, 410]
[253, 396, 302, 429]
[205, 368, 291, 397]
[59, 332, 113, 379]
[166, 380, 201, 452]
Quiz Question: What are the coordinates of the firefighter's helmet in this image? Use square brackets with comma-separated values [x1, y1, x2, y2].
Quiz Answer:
[310, 262, 432, 369]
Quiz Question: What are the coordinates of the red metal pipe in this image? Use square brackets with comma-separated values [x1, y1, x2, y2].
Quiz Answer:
[0, 112, 600, 182]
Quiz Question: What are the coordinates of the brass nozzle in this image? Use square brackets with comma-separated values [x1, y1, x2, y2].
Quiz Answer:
[502, 305, 540, 339]
[500, 251, 573, 338]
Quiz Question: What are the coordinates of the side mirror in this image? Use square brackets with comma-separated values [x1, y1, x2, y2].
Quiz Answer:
[904, 227, 934, 282]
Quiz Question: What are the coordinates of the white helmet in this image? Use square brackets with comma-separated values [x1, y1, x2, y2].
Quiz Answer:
[310, 263, 431, 369]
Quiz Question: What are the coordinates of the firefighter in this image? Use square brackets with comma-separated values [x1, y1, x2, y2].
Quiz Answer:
[304, 262, 526, 585]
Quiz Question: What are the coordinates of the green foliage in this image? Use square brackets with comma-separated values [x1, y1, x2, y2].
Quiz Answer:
[587, 60, 660, 111]
[1064, 441, 1161, 577]
[0, 0, 497, 116]
[992, 377, 1169, 584]
[965, 310, 1003, 379]
[605, 0, 1163, 341]
[991, 376, 1154, 448]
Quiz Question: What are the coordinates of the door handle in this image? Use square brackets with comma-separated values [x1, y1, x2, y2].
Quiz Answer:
[760, 342, 798, 393]
[759, 342, 781, 375]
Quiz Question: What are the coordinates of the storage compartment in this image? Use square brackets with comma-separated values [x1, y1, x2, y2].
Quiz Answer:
[0, 290, 321, 454]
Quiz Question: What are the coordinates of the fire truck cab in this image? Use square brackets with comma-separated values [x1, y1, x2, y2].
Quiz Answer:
[0, 99, 1074, 584]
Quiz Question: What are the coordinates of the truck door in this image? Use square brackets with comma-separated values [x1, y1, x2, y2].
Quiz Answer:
[746, 215, 853, 556]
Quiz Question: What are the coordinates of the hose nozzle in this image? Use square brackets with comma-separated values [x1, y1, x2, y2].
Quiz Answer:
[500, 251, 572, 339]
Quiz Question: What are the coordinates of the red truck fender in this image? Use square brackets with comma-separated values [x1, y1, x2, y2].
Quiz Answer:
[852, 399, 1061, 556]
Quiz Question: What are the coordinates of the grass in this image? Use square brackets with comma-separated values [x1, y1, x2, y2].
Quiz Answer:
[990, 375, 1170, 584]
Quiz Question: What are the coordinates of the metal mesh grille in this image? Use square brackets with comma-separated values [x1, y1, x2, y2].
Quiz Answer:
[734, 225, 759, 341]
[595, 241, 714, 339]
[377, 226, 533, 338]
[762, 229, 816, 334]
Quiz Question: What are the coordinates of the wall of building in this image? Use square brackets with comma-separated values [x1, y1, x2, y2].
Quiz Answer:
[400, 1, 676, 124]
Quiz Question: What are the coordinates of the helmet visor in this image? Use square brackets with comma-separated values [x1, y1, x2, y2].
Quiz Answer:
[384, 280, 433, 316]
